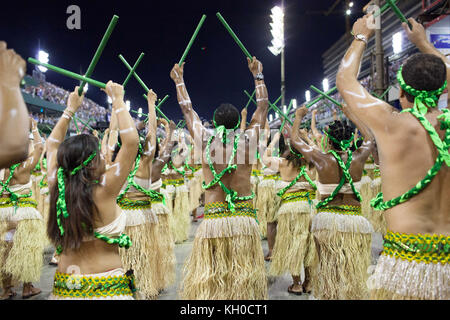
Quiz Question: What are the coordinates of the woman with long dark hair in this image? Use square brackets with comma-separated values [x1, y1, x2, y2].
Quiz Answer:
[46, 83, 139, 300]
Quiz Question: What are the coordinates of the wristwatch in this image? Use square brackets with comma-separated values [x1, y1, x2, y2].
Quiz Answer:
[254, 73, 264, 81]
[354, 34, 368, 45]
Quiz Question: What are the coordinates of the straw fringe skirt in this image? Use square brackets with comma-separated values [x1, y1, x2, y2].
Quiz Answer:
[118, 207, 160, 300]
[367, 232, 449, 300]
[172, 184, 191, 244]
[269, 200, 315, 277]
[153, 201, 176, 290]
[180, 205, 267, 300]
[360, 175, 372, 220]
[258, 180, 281, 225]
[368, 254, 449, 300]
[188, 175, 203, 212]
[311, 207, 374, 300]
[0, 206, 45, 283]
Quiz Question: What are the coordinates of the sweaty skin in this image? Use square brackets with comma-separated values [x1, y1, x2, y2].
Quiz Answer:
[288, 107, 373, 207]
[0, 41, 30, 168]
[336, 15, 450, 236]
[170, 56, 269, 206]
[47, 84, 139, 275]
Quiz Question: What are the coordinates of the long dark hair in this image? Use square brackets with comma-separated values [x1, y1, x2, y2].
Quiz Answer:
[47, 134, 101, 252]
[327, 120, 359, 152]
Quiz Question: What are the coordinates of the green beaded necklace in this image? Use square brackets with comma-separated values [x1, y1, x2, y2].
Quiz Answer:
[202, 110, 254, 213]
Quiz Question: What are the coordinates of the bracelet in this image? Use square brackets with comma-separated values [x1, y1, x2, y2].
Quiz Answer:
[176, 83, 185, 87]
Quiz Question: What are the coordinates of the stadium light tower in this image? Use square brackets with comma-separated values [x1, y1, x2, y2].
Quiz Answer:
[268, 3, 286, 108]
[83, 83, 89, 93]
[107, 96, 112, 104]
[138, 107, 142, 118]
[126, 100, 131, 111]
[392, 32, 403, 54]
[269, 114, 273, 122]
[37, 50, 49, 73]
[322, 78, 329, 92]
[305, 90, 311, 102]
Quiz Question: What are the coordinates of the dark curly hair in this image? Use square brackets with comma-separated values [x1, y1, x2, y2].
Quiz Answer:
[326, 120, 360, 151]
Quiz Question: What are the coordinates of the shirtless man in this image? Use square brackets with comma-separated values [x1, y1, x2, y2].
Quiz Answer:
[171, 56, 269, 300]
[0, 42, 30, 168]
[336, 14, 449, 300]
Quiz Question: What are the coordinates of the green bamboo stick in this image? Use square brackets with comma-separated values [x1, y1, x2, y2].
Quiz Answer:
[119, 55, 150, 92]
[179, 14, 207, 65]
[279, 99, 294, 133]
[75, 116, 95, 132]
[216, 12, 252, 59]
[385, 0, 412, 29]
[310, 85, 342, 107]
[78, 15, 119, 95]
[28, 58, 106, 89]
[142, 94, 170, 122]
[244, 89, 256, 109]
[372, 0, 396, 17]
[122, 52, 145, 88]
[73, 117, 80, 134]
[305, 86, 337, 108]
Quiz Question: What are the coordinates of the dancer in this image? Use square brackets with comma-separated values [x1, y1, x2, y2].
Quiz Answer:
[173, 56, 268, 300]
[110, 89, 163, 300]
[258, 121, 281, 257]
[0, 117, 44, 299]
[47, 83, 139, 300]
[0, 41, 30, 169]
[336, 15, 449, 300]
[151, 119, 177, 291]
[289, 106, 374, 300]
[165, 132, 190, 244]
[264, 130, 317, 295]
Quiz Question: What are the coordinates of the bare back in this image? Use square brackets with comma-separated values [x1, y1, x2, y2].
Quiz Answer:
[375, 109, 450, 235]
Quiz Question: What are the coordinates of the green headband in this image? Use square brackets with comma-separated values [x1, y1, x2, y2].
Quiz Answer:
[397, 66, 447, 116]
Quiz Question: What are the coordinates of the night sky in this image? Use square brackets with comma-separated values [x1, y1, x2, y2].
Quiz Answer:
[0, 0, 365, 122]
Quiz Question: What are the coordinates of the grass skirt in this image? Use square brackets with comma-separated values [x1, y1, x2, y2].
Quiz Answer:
[118, 205, 160, 300]
[311, 205, 373, 300]
[367, 231, 449, 300]
[0, 205, 45, 283]
[188, 175, 203, 212]
[152, 201, 176, 290]
[360, 175, 372, 220]
[269, 197, 315, 277]
[257, 180, 281, 225]
[180, 202, 267, 300]
[172, 184, 191, 244]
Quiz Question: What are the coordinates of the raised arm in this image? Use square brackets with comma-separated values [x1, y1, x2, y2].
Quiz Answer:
[152, 120, 176, 182]
[310, 109, 323, 145]
[289, 107, 326, 167]
[100, 128, 110, 160]
[47, 86, 84, 187]
[170, 63, 205, 149]
[98, 81, 139, 197]
[240, 108, 248, 132]
[0, 42, 29, 168]
[341, 103, 375, 142]
[141, 89, 158, 165]
[24, 117, 44, 171]
[246, 57, 269, 139]
[336, 14, 396, 134]
[261, 131, 281, 172]
[403, 18, 450, 88]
